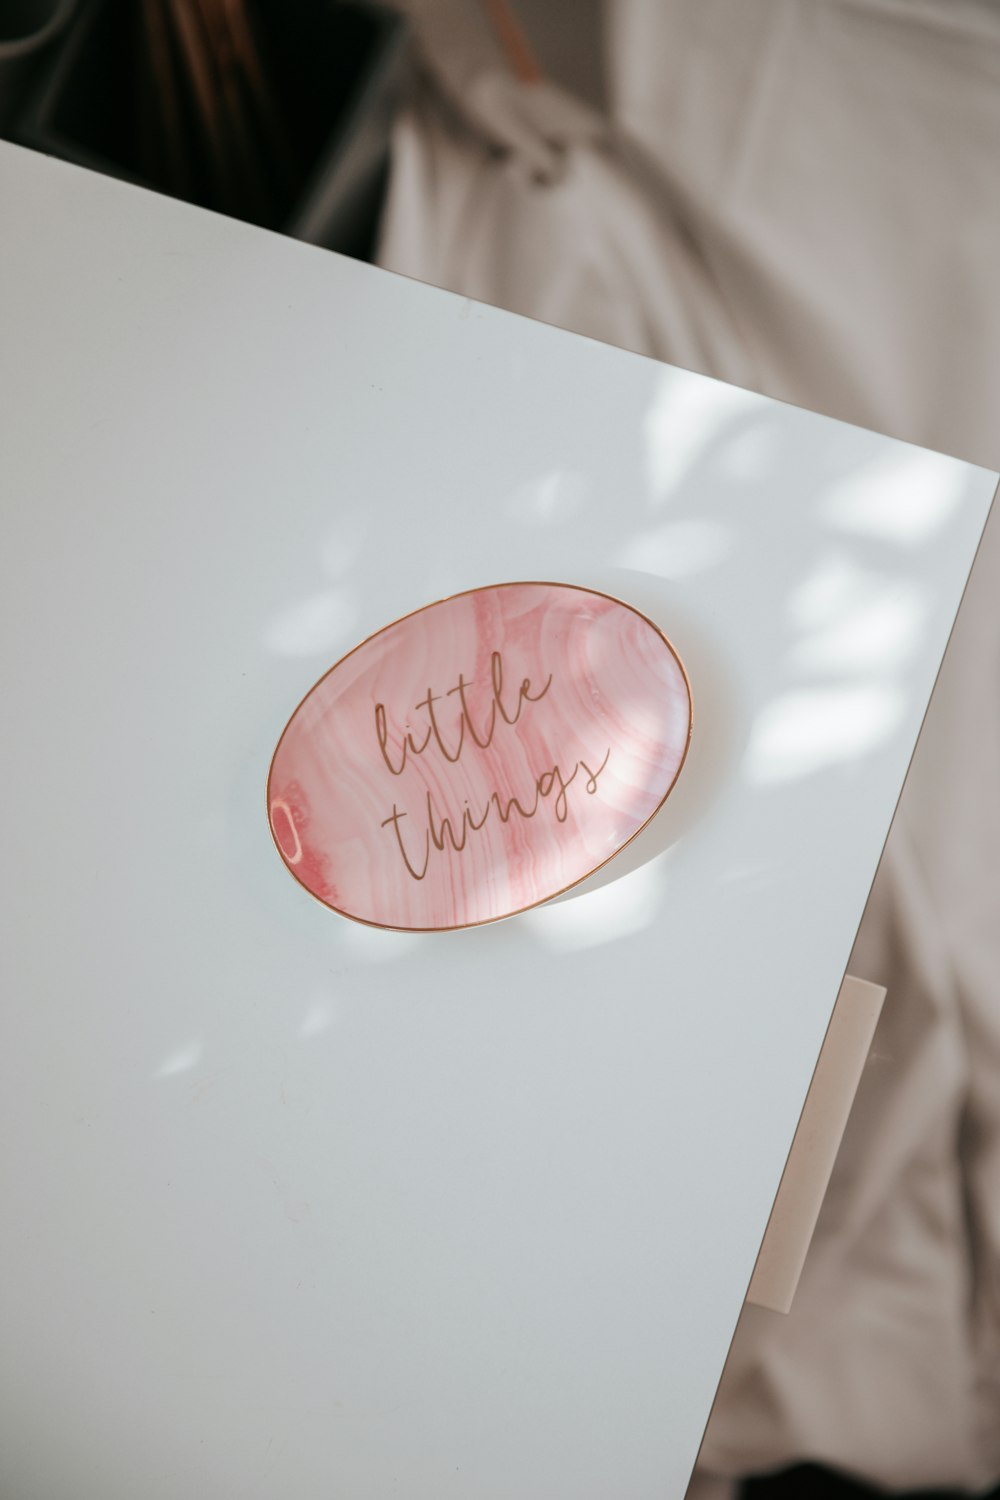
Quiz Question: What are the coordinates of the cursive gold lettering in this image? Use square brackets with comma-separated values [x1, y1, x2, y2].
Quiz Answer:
[373, 649, 611, 885]
[491, 650, 552, 727]
[414, 689, 464, 764]
[380, 748, 611, 881]
[580, 749, 611, 794]
[375, 650, 553, 776]
[380, 804, 430, 881]
[446, 673, 495, 750]
[426, 792, 469, 853]
[375, 704, 434, 777]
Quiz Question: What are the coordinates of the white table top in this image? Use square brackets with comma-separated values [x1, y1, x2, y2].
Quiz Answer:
[1, 141, 995, 1499]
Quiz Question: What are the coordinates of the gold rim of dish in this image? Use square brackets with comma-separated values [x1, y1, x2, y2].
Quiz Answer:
[265, 580, 693, 932]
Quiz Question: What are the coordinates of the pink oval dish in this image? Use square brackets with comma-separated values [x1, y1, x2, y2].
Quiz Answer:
[267, 582, 692, 931]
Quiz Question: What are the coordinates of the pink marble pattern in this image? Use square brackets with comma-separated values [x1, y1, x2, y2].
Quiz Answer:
[267, 583, 692, 930]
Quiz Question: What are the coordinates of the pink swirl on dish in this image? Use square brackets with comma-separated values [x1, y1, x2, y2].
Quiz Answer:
[267, 582, 692, 930]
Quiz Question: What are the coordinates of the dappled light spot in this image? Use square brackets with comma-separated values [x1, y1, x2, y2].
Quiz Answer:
[263, 591, 357, 657]
[744, 687, 903, 784]
[644, 371, 760, 505]
[615, 519, 734, 578]
[154, 1039, 204, 1078]
[821, 448, 965, 544]
[523, 857, 666, 951]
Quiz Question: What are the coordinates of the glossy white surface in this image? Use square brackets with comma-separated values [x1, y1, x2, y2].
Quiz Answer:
[0, 142, 995, 1500]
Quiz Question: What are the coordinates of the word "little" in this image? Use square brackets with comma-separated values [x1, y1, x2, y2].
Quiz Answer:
[375, 650, 551, 775]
